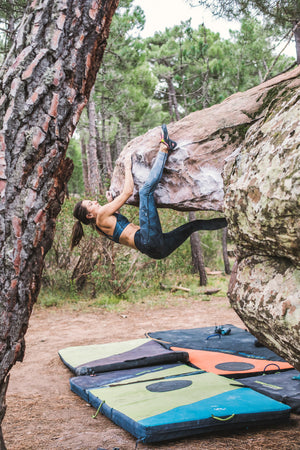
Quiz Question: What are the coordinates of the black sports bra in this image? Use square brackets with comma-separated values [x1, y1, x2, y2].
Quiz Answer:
[96, 212, 130, 243]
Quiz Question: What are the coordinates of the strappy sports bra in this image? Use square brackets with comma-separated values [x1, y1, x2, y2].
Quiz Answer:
[96, 212, 130, 244]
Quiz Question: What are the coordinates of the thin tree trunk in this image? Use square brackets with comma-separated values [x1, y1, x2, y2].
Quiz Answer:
[101, 110, 113, 178]
[167, 76, 180, 121]
[80, 136, 90, 194]
[106, 141, 113, 178]
[0, 0, 119, 442]
[96, 125, 105, 173]
[179, 39, 189, 115]
[293, 20, 300, 65]
[202, 25, 210, 108]
[7, 17, 15, 52]
[100, 92, 108, 167]
[167, 84, 174, 120]
[126, 121, 131, 142]
[87, 88, 103, 195]
[222, 227, 231, 275]
[189, 212, 207, 286]
[101, 112, 107, 170]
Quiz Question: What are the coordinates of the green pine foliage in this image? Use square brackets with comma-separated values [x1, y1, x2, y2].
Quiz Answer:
[188, 0, 300, 30]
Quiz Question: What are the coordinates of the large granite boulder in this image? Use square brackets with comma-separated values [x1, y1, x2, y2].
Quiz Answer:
[109, 66, 300, 213]
[109, 66, 300, 369]
[224, 86, 300, 370]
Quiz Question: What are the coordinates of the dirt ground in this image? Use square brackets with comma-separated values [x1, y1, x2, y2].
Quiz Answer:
[2, 295, 300, 450]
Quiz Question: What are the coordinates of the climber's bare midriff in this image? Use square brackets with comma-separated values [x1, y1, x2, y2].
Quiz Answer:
[119, 223, 140, 249]
[95, 213, 139, 250]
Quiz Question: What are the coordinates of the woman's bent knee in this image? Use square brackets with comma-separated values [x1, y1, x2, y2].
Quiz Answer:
[139, 184, 153, 197]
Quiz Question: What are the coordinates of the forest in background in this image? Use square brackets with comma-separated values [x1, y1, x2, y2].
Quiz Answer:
[0, 0, 296, 303]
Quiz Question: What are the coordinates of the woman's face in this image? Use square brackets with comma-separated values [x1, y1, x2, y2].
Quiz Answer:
[82, 200, 101, 219]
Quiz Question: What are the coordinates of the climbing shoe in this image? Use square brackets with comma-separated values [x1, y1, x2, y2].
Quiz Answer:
[160, 124, 177, 151]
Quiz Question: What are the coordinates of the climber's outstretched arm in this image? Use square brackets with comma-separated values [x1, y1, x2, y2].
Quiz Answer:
[98, 155, 133, 219]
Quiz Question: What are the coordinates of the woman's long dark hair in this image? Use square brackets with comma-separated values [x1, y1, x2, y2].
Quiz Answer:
[70, 201, 95, 250]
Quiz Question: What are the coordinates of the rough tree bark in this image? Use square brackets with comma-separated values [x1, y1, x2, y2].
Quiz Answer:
[0, 0, 119, 445]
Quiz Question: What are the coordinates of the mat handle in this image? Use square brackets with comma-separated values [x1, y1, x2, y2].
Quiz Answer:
[206, 333, 221, 340]
[211, 414, 235, 422]
[263, 363, 280, 372]
[92, 400, 105, 419]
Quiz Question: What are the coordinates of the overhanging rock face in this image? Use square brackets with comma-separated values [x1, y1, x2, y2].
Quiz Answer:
[110, 121, 232, 212]
[109, 66, 300, 370]
[109, 67, 300, 213]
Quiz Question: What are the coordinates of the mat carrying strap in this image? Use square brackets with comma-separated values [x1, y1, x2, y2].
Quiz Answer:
[211, 414, 235, 422]
[92, 400, 105, 419]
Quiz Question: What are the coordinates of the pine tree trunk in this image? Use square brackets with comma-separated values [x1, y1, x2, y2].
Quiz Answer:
[7, 17, 16, 53]
[80, 137, 90, 194]
[106, 141, 113, 178]
[202, 26, 210, 108]
[167, 76, 180, 121]
[101, 110, 113, 178]
[87, 88, 102, 195]
[222, 227, 231, 275]
[189, 212, 207, 286]
[96, 126, 105, 174]
[0, 0, 119, 442]
[167, 85, 174, 120]
[293, 21, 300, 65]
[126, 121, 131, 142]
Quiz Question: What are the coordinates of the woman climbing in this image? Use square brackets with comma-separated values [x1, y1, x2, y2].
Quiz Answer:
[70, 125, 227, 259]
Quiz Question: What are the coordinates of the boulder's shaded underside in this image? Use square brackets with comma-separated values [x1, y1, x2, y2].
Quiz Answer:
[110, 66, 300, 370]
